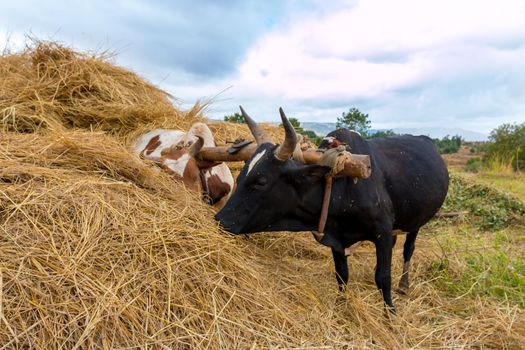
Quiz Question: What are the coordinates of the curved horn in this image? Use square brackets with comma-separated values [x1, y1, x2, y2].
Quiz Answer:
[239, 105, 272, 145]
[275, 107, 297, 161]
[188, 136, 204, 157]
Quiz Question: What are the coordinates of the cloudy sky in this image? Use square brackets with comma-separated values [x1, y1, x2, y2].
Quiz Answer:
[1, 0, 524, 137]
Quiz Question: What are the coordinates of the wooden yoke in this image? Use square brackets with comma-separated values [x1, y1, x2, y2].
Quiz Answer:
[198, 145, 372, 179]
[198, 144, 258, 162]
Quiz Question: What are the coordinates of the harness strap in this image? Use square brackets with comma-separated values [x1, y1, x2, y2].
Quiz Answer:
[318, 176, 333, 234]
[199, 170, 211, 203]
[312, 146, 352, 243]
[312, 175, 333, 243]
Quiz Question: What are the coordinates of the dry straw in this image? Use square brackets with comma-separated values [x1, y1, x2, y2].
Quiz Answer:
[0, 40, 523, 348]
[0, 39, 206, 136]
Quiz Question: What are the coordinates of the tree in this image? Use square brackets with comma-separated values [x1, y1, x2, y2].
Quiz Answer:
[432, 135, 463, 154]
[288, 117, 300, 128]
[280, 117, 323, 145]
[288, 117, 305, 134]
[485, 123, 525, 171]
[336, 108, 371, 137]
[302, 129, 324, 146]
[224, 112, 244, 124]
[369, 130, 397, 138]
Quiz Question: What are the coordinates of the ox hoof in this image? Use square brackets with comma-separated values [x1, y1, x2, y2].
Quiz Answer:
[384, 304, 397, 316]
[396, 287, 408, 295]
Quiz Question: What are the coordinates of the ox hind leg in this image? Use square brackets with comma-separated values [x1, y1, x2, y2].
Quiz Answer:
[331, 248, 348, 292]
[373, 231, 395, 311]
[397, 230, 419, 295]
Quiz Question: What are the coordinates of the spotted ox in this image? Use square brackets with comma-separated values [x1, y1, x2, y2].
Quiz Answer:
[133, 122, 234, 206]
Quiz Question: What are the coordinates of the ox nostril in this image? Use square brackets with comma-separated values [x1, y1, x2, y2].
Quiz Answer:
[214, 214, 242, 235]
[214, 213, 229, 229]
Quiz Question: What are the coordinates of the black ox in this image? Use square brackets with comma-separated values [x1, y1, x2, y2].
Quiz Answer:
[216, 107, 449, 311]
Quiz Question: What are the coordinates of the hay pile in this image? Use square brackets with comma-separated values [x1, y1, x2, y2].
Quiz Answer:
[0, 40, 205, 135]
[1, 41, 524, 348]
[0, 131, 348, 348]
[0, 39, 281, 144]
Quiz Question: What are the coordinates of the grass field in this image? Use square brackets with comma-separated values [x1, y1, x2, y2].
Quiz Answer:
[462, 172, 525, 202]
[444, 146, 525, 201]
[430, 147, 525, 315]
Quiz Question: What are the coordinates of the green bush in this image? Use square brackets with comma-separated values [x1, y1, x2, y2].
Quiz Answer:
[433, 135, 463, 154]
[302, 129, 323, 146]
[464, 157, 482, 173]
[484, 123, 525, 171]
[469, 142, 491, 154]
[223, 112, 244, 123]
[430, 246, 525, 308]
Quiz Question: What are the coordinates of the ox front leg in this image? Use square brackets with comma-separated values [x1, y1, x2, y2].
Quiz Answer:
[331, 248, 348, 292]
[373, 232, 395, 312]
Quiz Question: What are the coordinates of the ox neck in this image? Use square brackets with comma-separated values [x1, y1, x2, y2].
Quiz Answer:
[294, 174, 348, 253]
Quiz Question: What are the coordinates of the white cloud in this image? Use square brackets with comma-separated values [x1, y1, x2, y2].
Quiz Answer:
[235, 0, 525, 96]
[1, 0, 524, 135]
[198, 0, 525, 134]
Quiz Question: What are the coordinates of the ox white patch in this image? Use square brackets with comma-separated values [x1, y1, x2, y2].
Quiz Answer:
[132, 129, 186, 160]
[323, 136, 335, 143]
[247, 149, 266, 175]
[163, 153, 190, 176]
[207, 163, 235, 189]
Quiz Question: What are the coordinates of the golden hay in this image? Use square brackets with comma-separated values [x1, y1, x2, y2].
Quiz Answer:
[0, 40, 203, 135]
[1, 41, 524, 349]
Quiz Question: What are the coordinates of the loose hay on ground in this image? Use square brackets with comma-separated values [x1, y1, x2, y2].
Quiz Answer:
[0, 130, 355, 348]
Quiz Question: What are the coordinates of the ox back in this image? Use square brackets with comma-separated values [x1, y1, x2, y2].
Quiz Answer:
[318, 129, 449, 249]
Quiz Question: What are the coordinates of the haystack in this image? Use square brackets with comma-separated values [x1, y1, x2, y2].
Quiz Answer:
[1, 41, 524, 349]
[0, 40, 204, 135]
[0, 131, 347, 348]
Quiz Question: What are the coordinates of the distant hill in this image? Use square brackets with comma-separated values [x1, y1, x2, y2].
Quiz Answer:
[301, 122, 488, 141]
[301, 122, 337, 136]
[391, 127, 488, 142]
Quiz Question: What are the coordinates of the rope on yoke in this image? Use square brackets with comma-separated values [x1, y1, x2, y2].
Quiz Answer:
[317, 145, 354, 178]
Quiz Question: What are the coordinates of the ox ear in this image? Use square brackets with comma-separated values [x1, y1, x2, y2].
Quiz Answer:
[289, 164, 331, 184]
[188, 136, 204, 157]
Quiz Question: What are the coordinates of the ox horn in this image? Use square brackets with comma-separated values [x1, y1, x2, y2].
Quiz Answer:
[239, 105, 272, 145]
[188, 136, 204, 157]
[275, 107, 297, 161]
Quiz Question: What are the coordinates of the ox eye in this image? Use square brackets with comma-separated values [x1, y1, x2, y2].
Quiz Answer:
[252, 177, 267, 190]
